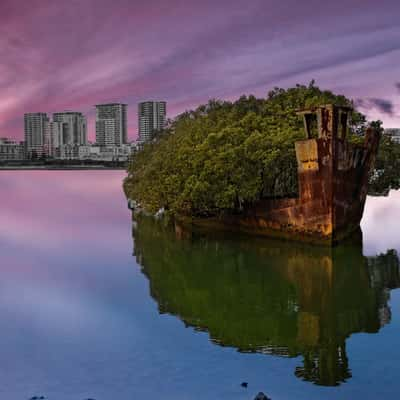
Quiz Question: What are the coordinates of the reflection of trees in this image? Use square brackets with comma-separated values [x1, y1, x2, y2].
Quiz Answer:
[132, 218, 400, 386]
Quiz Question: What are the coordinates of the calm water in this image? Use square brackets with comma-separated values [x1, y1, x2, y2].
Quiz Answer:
[0, 171, 399, 400]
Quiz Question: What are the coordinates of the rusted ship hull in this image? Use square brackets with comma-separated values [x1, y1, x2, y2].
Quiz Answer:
[185, 105, 381, 245]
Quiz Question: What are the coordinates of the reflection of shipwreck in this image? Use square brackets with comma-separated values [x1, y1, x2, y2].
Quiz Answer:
[188, 105, 381, 245]
[132, 218, 400, 386]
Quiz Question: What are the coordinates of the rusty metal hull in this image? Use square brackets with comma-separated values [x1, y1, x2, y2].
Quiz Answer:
[187, 126, 380, 246]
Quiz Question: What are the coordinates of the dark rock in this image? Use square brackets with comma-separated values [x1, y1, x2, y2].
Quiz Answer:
[241, 382, 248, 388]
[254, 392, 271, 400]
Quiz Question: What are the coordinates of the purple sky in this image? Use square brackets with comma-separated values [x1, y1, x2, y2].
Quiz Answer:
[1, 0, 399, 142]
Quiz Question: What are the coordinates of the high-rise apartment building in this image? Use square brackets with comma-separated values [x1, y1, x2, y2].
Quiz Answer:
[50, 121, 63, 149]
[138, 101, 166, 143]
[95, 103, 127, 146]
[52, 112, 87, 145]
[24, 113, 49, 157]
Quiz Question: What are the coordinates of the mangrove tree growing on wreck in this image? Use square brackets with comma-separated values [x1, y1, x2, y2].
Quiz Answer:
[125, 82, 390, 217]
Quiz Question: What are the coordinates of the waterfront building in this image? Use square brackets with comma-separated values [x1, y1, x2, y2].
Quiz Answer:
[52, 112, 87, 146]
[0, 138, 25, 161]
[43, 122, 54, 157]
[95, 103, 127, 147]
[384, 128, 400, 144]
[78, 145, 101, 160]
[99, 144, 132, 161]
[130, 141, 139, 153]
[50, 121, 63, 149]
[58, 144, 100, 160]
[138, 101, 166, 143]
[58, 144, 79, 160]
[56, 143, 131, 162]
[24, 113, 49, 158]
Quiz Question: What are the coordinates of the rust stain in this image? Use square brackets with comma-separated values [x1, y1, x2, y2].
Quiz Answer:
[189, 105, 381, 245]
[295, 140, 319, 172]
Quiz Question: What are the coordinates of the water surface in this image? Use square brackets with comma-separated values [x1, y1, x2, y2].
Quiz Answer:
[0, 171, 399, 399]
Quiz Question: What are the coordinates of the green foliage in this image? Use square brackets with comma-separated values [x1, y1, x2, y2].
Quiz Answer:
[133, 217, 399, 385]
[125, 82, 371, 216]
[369, 134, 400, 195]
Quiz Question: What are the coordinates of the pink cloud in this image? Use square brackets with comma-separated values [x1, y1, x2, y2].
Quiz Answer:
[1, 0, 400, 141]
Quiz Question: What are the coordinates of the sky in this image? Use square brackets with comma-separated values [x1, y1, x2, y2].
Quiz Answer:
[1, 0, 400, 142]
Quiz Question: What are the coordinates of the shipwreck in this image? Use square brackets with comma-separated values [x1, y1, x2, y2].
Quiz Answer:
[180, 104, 381, 245]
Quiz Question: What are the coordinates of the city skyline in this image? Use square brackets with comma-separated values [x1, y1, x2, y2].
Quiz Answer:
[1, 0, 400, 142]
[20, 100, 166, 147]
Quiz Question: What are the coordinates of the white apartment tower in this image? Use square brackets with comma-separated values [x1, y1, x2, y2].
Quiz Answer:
[95, 103, 127, 146]
[24, 113, 49, 157]
[52, 112, 87, 145]
[138, 101, 166, 143]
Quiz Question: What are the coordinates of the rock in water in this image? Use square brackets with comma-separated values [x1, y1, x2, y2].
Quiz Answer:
[254, 392, 271, 400]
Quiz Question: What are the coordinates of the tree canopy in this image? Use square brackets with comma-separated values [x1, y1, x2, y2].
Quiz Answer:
[369, 134, 400, 195]
[125, 82, 396, 217]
